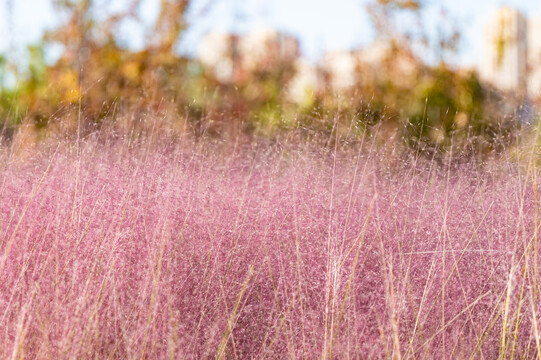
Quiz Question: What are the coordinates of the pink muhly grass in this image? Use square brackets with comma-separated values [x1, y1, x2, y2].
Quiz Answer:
[0, 134, 540, 359]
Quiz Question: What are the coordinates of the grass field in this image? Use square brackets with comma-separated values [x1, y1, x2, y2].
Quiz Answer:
[1, 126, 541, 359]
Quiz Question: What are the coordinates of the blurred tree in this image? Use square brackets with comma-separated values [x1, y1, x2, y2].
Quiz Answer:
[0, 0, 522, 155]
[360, 0, 518, 156]
[153, 0, 190, 52]
[367, 0, 423, 46]
[5, 0, 197, 134]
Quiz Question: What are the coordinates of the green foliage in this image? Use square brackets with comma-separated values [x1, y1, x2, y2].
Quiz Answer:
[0, 0, 527, 156]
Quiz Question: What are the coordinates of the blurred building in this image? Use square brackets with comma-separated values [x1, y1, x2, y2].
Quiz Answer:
[287, 58, 320, 106]
[197, 29, 299, 83]
[321, 51, 358, 91]
[320, 42, 419, 92]
[479, 7, 528, 98]
[238, 28, 299, 73]
[358, 42, 418, 86]
[197, 32, 238, 83]
[528, 16, 541, 100]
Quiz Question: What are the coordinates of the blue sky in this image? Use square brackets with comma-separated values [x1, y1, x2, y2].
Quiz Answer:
[0, 0, 540, 68]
